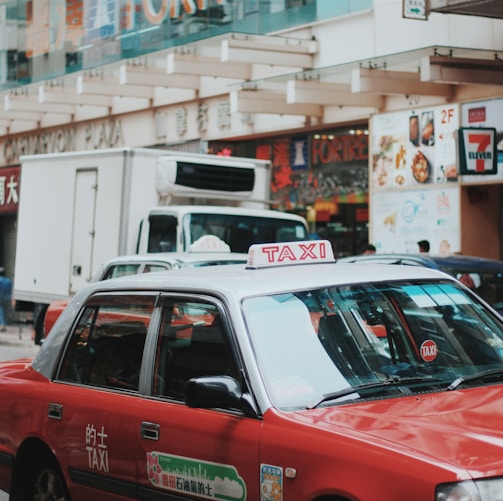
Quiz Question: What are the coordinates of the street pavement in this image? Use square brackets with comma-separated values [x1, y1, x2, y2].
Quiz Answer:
[0, 323, 40, 361]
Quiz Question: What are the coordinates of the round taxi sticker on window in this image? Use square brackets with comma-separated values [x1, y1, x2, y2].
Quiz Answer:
[420, 339, 438, 362]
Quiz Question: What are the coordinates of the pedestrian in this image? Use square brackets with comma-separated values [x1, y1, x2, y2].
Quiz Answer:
[0, 267, 12, 331]
[362, 244, 376, 255]
[417, 240, 430, 253]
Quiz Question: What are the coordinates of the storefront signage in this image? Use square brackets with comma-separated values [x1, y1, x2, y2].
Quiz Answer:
[26, 0, 227, 57]
[3, 129, 77, 165]
[0, 96, 245, 167]
[461, 98, 503, 182]
[84, 120, 124, 150]
[371, 105, 459, 190]
[265, 132, 369, 211]
[124, 0, 227, 29]
[312, 134, 368, 166]
[2, 119, 124, 165]
[0, 167, 20, 214]
[458, 127, 497, 175]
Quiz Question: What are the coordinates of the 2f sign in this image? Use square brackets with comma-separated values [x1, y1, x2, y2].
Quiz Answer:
[458, 127, 497, 175]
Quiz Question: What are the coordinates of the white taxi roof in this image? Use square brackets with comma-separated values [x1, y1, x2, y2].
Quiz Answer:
[86, 242, 452, 300]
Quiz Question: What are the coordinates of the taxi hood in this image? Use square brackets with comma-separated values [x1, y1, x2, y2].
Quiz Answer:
[297, 385, 503, 477]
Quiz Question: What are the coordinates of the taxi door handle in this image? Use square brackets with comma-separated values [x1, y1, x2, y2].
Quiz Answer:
[141, 421, 160, 441]
[48, 403, 63, 420]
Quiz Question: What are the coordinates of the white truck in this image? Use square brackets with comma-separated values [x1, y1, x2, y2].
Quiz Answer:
[13, 147, 309, 309]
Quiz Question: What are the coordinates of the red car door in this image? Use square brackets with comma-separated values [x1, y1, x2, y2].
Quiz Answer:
[136, 297, 261, 500]
[136, 399, 261, 500]
[45, 384, 142, 500]
[48, 293, 157, 499]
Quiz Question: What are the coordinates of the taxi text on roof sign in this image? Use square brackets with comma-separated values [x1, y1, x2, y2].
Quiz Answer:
[247, 240, 335, 269]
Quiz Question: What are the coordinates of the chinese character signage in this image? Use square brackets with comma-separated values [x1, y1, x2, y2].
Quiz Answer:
[0, 167, 20, 214]
[458, 127, 497, 175]
[267, 132, 368, 212]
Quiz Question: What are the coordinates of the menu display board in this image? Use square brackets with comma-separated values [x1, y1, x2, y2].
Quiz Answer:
[371, 105, 459, 190]
[370, 105, 461, 254]
[371, 186, 460, 254]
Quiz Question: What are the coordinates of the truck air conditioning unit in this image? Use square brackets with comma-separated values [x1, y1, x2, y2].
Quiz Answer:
[156, 156, 257, 201]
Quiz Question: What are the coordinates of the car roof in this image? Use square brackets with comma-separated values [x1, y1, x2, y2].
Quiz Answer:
[338, 253, 503, 272]
[338, 253, 438, 267]
[426, 254, 503, 271]
[100, 251, 249, 267]
[83, 260, 450, 300]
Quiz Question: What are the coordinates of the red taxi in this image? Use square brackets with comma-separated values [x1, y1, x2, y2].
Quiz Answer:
[2, 240, 503, 500]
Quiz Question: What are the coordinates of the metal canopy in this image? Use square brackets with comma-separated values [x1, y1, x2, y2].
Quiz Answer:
[0, 32, 501, 136]
[430, 0, 503, 19]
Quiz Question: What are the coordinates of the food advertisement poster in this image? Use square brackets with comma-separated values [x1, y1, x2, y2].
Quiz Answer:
[461, 98, 503, 182]
[371, 105, 459, 190]
[371, 186, 460, 254]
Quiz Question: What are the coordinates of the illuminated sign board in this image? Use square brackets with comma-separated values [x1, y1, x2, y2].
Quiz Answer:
[458, 127, 497, 175]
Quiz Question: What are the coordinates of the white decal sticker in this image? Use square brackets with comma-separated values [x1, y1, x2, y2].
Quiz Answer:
[85, 424, 109, 472]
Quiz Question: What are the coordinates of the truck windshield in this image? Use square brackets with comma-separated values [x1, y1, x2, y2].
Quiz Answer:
[243, 280, 503, 410]
[186, 213, 308, 253]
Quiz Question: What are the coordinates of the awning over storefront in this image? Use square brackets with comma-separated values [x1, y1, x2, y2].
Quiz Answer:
[430, 0, 503, 19]
[0, 32, 501, 135]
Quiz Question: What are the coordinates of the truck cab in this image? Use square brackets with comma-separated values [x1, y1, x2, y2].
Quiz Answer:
[141, 205, 309, 254]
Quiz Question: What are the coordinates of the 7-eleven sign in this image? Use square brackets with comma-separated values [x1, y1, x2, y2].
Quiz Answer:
[458, 127, 497, 175]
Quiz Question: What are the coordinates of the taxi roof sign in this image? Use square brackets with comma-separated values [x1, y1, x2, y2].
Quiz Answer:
[247, 240, 335, 269]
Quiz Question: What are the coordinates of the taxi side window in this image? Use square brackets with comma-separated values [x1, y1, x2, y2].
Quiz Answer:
[153, 300, 237, 400]
[57, 294, 156, 392]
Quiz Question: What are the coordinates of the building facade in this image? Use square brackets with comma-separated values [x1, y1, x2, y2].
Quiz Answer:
[0, 0, 502, 278]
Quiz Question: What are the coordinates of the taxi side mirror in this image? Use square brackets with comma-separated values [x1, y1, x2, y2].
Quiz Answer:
[185, 375, 258, 418]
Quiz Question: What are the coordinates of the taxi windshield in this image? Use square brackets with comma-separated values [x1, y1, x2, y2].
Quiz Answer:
[243, 280, 503, 410]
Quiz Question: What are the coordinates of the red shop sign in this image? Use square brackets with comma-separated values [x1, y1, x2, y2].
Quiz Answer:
[0, 166, 20, 214]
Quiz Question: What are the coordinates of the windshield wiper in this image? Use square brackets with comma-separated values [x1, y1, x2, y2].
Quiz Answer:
[447, 368, 503, 391]
[309, 375, 442, 409]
